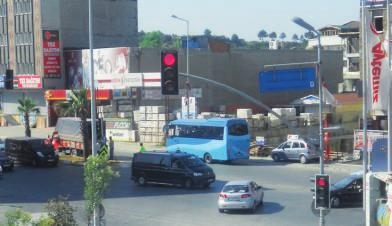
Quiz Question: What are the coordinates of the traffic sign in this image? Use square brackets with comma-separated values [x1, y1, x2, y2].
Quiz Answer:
[259, 67, 316, 93]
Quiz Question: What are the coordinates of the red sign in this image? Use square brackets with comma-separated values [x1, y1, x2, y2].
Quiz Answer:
[44, 89, 111, 101]
[43, 30, 61, 78]
[16, 75, 42, 89]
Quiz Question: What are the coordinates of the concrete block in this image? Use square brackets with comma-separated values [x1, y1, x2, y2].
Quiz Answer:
[237, 109, 252, 119]
[139, 113, 146, 121]
[158, 114, 167, 121]
[151, 106, 166, 114]
[139, 106, 146, 113]
[133, 110, 140, 122]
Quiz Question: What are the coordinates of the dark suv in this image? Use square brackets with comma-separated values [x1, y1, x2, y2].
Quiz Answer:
[132, 152, 215, 188]
[5, 137, 59, 167]
[0, 150, 14, 171]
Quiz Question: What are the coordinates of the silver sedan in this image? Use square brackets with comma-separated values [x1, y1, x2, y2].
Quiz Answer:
[218, 180, 264, 213]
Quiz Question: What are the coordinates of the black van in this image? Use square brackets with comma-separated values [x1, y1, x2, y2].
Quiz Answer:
[132, 152, 215, 188]
[5, 137, 59, 167]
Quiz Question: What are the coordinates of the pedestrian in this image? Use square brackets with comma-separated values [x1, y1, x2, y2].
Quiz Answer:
[109, 136, 114, 160]
[139, 143, 146, 153]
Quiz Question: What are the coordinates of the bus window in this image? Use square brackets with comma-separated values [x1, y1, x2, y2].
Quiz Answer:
[228, 124, 248, 136]
[171, 125, 224, 140]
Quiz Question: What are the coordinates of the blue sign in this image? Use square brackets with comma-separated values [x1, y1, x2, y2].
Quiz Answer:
[259, 67, 316, 93]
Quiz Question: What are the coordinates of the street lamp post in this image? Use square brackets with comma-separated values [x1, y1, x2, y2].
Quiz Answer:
[293, 17, 324, 226]
[172, 15, 190, 119]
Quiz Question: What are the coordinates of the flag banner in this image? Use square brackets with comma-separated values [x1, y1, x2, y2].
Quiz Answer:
[365, 8, 391, 115]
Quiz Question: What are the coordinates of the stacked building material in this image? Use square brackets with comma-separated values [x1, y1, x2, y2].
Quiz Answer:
[138, 106, 173, 144]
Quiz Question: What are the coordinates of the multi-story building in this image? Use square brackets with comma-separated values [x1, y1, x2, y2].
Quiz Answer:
[0, 0, 138, 118]
[307, 21, 360, 93]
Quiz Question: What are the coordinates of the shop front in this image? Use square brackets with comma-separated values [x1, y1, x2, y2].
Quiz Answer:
[44, 89, 111, 127]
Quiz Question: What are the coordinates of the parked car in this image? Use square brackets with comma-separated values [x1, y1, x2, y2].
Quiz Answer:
[330, 172, 363, 208]
[131, 151, 215, 188]
[0, 150, 14, 171]
[5, 137, 59, 167]
[218, 180, 264, 213]
[271, 139, 319, 164]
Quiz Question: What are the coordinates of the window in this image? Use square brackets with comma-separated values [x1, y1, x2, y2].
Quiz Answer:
[300, 143, 305, 148]
[172, 125, 224, 140]
[160, 156, 171, 167]
[229, 124, 248, 136]
[292, 142, 300, 148]
[283, 142, 292, 149]
[223, 185, 249, 193]
[374, 16, 383, 32]
[135, 154, 161, 165]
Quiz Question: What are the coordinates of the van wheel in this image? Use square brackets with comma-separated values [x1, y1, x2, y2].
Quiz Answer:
[184, 178, 193, 189]
[204, 153, 212, 164]
[300, 155, 308, 164]
[272, 154, 280, 162]
[137, 176, 146, 186]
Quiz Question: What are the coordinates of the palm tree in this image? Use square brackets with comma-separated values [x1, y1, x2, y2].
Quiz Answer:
[257, 30, 268, 41]
[17, 97, 39, 137]
[64, 89, 90, 159]
[269, 32, 277, 40]
[292, 34, 299, 42]
[279, 32, 286, 40]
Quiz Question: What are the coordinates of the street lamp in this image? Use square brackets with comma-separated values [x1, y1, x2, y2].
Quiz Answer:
[172, 14, 191, 119]
[293, 17, 324, 226]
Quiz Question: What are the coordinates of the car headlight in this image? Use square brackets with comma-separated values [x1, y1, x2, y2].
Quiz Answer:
[37, 152, 44, 157]
[193, 172, 203, 177]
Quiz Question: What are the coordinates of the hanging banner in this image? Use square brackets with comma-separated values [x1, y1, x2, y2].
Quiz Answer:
[365, 9, 391, 115]
[43, 30, 61, 78]
[16, 75, 42, 89]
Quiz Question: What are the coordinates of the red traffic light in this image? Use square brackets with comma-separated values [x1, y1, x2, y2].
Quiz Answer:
[317, 178, 326, 187]
[163, 53, 176, 67]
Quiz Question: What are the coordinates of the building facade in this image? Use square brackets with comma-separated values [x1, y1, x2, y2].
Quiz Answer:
[0, 0, 138, 117]
[307, 21, 360, 93]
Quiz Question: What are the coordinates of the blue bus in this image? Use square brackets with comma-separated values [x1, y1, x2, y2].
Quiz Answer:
[166, 118, 250, 163]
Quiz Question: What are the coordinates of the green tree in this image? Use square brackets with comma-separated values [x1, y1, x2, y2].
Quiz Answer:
[304, 31, 316, 39]
[139, 31, 164, 48]
[84, 154, 118, 224]
[3, 208, 32, 226]
[279, 32, 286, 40]
[204, 29, 212, 36]
[257, 30, 268, 41]
[64, 89, 90, 159]
[292, 34, 299, 42]
[17, 97, 39, 137]
[269, 32, 277, 40]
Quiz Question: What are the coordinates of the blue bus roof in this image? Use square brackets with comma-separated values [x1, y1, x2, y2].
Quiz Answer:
[169, 118, 246, 126]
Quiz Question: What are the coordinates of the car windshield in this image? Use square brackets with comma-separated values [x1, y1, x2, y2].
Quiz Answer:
[182, 156, 204, 167]
[333, 176, 356, 189]
[222, 185, 249, 193]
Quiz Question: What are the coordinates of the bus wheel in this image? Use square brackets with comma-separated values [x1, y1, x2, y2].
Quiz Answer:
[204, 153, 213, 164]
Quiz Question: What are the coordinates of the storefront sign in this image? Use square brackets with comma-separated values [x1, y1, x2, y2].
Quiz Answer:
[106, 129, 135, 142]
[16, 75, 42, 89]
[105, 119, 132, 130]
[142, 88, 202, 100]
[95, 73, 143, 89]
[43, 30, 61, 78]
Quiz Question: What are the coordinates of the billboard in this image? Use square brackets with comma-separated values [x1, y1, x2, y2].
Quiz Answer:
[259, 67, 316, 93]
[43, 30, 61, 78]
[64, 47, 129, 89]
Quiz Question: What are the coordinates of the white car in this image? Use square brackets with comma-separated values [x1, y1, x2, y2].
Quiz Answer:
[218, 180, 264, 213]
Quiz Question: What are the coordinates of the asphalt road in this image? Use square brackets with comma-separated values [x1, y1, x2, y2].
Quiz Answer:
[0, 158, 363, 226]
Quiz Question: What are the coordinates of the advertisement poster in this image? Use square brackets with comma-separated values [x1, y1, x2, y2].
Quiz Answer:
[43, 30, 61, 78]
[64, 47, 129, 89]
[16, 75, 42, 89]
[364, 9, 391, 115]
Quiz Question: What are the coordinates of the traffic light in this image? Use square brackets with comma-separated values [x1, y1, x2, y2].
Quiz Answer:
[161, 50, 179, 95]
[314, 174, 330, 209]
[5, 69, 13, 90]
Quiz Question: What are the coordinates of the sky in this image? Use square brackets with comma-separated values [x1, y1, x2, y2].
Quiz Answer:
[138, 0, 360, 41]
